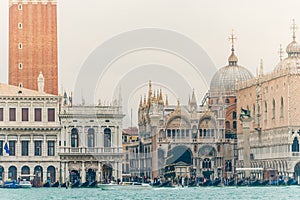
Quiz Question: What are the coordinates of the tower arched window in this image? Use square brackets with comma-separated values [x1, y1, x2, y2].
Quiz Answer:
[225, 121, 230, 129]
[71, 128, 79, 148]
[280, 97, 284, 117]
[87, 128, 95, 148]
[233, 121, 237, 129]
[264, 102, 267, 120]
[272, 99, 275, 119]
[253, 104, 255, 119]
[292, 137, 299, 152]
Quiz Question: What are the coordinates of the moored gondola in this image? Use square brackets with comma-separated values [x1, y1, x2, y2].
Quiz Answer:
[43, 182, 50, 187]
[71, 181, 80, 188]
[89, 181, 98, 188]
[51, 181, 59, 187]
[81, 181, 90, 188]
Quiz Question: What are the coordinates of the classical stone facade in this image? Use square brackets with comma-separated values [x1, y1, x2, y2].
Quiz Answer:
[237, 23, 300, 179]
[9, 0, 58, 95]
[0, 81, 60, 186]
[58, 96, 125, 183]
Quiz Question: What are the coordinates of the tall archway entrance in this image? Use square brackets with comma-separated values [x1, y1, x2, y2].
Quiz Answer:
[70, 170, 80, 183]
[86, 168, 96, 182]
[102, 164, 112, 182]
[33, 166, 43, 187]
[294, 162, 300, 180]
[8, 166, 17, 181]
[0, 166, 4, 181]
[47, 166, 56, 183]
[21, 166, 30, 181]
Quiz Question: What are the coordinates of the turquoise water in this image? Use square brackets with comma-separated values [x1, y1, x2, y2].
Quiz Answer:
[0, 187, 300, 200]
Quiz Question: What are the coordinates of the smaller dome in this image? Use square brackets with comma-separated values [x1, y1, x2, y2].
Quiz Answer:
[286, 40, 300, 55]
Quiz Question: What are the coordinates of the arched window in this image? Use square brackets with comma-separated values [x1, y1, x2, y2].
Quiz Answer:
[87, 128, 95, 147]
[8, 166, 17, 181]
[272, 99, 275, 119]
[292, 137, 299, 152]
[225, 98, 230, 103]
[233, 121, 237, 129]
[225, 121, 230, 129]
[280, 97, 284, 117]
[71, 128, 79, 147]
[225, 160, 232, 172]
[232, 111, 237, 120]
[21, 166, 30, 175]
[264, 101, 268, 120]
[34, 166, 43, 185]
[47, 166, 56, 183]
[104, 128, 111, 148]
[202, 158, 211, 169]
[253, 104, 255, 119]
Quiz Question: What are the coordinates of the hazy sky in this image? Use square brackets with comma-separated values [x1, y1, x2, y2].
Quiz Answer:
[0, 0, 300, 126]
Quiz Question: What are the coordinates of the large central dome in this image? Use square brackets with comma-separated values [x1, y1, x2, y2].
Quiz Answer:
[210, 65, 254, 96]
[210, 42, 254, 96]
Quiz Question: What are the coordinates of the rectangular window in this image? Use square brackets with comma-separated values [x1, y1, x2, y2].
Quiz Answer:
[9, 108, 16, 121]
[21, 141, 29, 156]
[0, 108, 3, 121]
[9, 141, 16, 156]
[48, 108, 55, 122]
[48, 141, 55, 156]
[22, 108, 29, 121]
[34, 141, 42, 156]
[35, 108, 42, 122]
[0, 140, 3, 156]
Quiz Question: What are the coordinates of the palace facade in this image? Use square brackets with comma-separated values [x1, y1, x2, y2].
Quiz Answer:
[0, 74, 61, 186]
[58, 96, 125, 183]
[237, 22, 300, 179]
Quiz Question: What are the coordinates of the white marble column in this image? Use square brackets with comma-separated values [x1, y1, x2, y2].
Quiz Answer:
[81, 162, 86, 182]
[112, 162, 117, 180]
[97, 162, 101, 182]
[65, 162, 69, 182]
[117, 161, 122, 180]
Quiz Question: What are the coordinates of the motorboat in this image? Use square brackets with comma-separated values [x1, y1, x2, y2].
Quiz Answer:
[19, 179, 32, 188]
[4, 180, 20, 188]
[98, 182, 152, 190]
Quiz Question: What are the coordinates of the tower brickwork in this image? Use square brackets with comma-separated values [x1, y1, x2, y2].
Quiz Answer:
[9, 0, 58, 95]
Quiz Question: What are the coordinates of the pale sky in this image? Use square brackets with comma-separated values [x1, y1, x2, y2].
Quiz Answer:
[0, 0, 300, 127]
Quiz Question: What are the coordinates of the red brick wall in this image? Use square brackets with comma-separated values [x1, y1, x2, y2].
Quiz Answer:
[9, 2, 58, 95]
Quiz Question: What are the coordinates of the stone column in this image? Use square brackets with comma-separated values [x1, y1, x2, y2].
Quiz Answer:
[119, 161, 122, 180]
[66, 128, 70, 147]
[42, 135, 47, 156]
[97, 162, 101, 182]
[240, 117, 253, 178]
[65, 162, 69, 182]
[112, 162, 117, 180]
[60, 162, 64, 183]
[17, 135, 21, 156]
[81, 162, 86, 182]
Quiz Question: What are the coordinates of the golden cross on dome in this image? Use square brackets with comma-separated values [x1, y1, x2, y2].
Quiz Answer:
[278, 44, 284, 61]
[291, 19, 298, 41]
[228, 29, 237, 50]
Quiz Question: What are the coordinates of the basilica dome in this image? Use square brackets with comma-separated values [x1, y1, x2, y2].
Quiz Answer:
[274, 21, 300, 72]
[274, 40, 300, 72]
[210, 48, 254, 96]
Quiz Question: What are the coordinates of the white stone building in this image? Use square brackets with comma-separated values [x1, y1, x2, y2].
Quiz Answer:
[0, 78, 61, 186]
[59, 97, 125, 184]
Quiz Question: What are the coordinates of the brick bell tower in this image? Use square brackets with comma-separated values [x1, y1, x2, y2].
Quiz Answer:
[9, 0, 58, 95]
